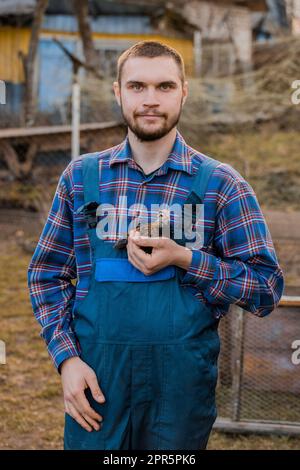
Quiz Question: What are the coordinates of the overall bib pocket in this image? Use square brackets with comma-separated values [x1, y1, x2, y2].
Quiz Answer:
[94, 257, 176, 342]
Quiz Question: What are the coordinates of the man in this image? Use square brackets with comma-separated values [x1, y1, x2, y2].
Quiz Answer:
[28, 41, 284, 450]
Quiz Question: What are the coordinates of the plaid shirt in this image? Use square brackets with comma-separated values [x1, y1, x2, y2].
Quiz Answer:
[27, 129, 284, 371]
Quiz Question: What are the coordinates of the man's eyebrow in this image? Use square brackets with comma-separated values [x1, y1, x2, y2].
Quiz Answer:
[125, 80, 178, 86]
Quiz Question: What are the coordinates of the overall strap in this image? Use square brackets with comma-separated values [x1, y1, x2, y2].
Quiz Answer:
[81, 153, 100, 204]
[186, 155, 221, 206]
[75, 154, 100, 228]
[176, 155, 221, 246]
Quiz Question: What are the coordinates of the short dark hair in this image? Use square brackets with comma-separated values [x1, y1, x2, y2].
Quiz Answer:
[116, 40, 186, 85]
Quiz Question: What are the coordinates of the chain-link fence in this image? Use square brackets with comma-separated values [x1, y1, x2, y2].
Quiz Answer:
[0, 121, 126, 180]
[215, 302, 300, 434]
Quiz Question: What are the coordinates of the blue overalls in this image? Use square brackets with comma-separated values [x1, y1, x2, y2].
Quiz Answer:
[64, 154, 221, 450]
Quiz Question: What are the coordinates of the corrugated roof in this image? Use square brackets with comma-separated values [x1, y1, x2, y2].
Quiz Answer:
[0, 0, 36, 16]
[0, 0, 269, 18]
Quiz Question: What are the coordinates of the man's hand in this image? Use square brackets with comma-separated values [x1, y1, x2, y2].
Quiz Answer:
[127, 229, 193, 275]
[61, 356, 106, 432]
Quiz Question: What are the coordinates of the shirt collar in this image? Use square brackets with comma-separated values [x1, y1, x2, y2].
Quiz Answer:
[109, 129, 194, 176]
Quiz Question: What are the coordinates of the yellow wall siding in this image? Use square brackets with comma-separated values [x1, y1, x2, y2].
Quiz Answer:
[0, 27, 194, 84]
[0, 27, 30, 83]
[41, 31, 194, 75]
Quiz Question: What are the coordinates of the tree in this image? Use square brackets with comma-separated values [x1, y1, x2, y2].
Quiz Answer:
[72, 0, 101, 76]
[20, 0, 49, 126]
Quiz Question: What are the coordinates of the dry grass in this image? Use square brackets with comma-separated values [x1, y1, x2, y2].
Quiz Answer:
[0, 240, 299, 449]
[0, 241, 63, 449]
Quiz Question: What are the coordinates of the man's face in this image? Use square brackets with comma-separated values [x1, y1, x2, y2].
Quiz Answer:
[113, 56, 188, 141]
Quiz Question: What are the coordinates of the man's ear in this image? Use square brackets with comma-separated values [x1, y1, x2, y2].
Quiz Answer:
[182, 80, 188, 106]
[113, 81, 121, 106]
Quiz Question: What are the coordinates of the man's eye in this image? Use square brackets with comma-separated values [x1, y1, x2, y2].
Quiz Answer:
[160, 84, 172, 90]
[131, 84, 143, 91]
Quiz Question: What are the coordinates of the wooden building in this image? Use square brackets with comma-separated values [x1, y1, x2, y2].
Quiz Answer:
[0, 0, 289, 116]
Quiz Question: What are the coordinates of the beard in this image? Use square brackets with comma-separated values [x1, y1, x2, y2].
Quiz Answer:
[120, 99, 183, 142]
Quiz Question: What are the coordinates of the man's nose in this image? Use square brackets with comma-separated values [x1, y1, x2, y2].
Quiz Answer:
[142, 87, 160, 106]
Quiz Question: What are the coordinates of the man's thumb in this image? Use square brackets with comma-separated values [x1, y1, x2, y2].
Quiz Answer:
[86, 372, 106, 403]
